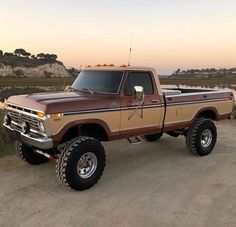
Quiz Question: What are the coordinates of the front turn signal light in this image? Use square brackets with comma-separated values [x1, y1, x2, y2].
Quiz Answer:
[50, 113, 62, 118]
[37, 112, 45, 118]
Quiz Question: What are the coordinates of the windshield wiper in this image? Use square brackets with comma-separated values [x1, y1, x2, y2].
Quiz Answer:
[80, 88, 95, 94]
[64, 86, 92, 93]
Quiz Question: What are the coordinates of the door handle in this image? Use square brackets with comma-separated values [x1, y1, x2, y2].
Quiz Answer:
[151, 99, 158, 103]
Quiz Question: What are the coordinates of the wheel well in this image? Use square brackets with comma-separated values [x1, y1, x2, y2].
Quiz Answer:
[197, 110, 217, 120]
[60, 126, 78, 144]
[60, 123, 108, 144]
[80, 124, 108, 141]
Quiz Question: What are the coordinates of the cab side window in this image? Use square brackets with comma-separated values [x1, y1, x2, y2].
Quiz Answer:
[124, 72, 154, 96]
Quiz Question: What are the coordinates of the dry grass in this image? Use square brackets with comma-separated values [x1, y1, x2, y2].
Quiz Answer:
[0, 77, 236, 88]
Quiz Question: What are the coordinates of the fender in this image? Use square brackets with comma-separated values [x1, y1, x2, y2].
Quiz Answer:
[51, 118, 119, 147]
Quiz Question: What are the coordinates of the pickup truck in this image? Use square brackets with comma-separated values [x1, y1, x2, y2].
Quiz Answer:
[3, 67, 234, 190]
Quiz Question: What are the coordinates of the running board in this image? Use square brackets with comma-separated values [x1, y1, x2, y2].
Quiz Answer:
[127, 137, 142, 145]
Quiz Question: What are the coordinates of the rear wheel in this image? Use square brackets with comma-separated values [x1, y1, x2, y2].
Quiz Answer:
[16, 141, 49, 165]
[186, 118, 217, 156]
[144, 133, 163, 142]
[56, 137, 106, 191]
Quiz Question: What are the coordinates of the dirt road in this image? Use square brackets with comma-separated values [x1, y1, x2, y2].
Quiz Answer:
[0, 120, 236, 227]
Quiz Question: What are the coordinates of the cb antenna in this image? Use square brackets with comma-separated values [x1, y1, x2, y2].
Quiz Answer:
[128, 33, 133, 66]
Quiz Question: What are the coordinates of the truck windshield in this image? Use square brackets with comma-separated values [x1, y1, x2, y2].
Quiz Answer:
[72, 71, 123, 94]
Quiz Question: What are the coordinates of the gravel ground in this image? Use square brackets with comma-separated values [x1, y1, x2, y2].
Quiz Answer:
[0, 120, 236, 227]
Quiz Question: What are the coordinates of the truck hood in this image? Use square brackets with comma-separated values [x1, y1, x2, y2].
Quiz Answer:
[7, 91, 112, 113]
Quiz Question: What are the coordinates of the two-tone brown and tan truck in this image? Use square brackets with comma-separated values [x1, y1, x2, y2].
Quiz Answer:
[3, 67, 234, 190]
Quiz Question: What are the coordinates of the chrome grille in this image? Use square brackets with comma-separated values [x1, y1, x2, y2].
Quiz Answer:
[8, 104, 38, 115]
[8, 110, 39, 132]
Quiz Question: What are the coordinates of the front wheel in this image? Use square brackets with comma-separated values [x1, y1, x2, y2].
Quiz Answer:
[56, 137, 106, 191]
[16, 141, 49, 165]
[186, 118, 217, 156]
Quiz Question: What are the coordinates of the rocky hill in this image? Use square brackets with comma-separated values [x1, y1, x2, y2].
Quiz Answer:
[0, 49, 75, 77]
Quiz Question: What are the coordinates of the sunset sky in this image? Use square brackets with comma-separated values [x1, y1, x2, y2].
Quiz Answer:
[1, 0, 236, 74]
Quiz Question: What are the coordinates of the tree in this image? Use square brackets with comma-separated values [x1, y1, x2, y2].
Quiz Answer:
[67, 67, 81, 77]
[49, 54, 57, 61]
[4, 52, 14, 56]
[210, 68, 216, 73]
[44, 54, 51, 60]
[31, 55, 36, 59]
[37, 53, 45, 59]
[44, 54, 57, 61]
[174, 68, 181, 75]
[14, 48, 27, 56]
[0, 50, 3, 56]
[22, 52, 31, 58]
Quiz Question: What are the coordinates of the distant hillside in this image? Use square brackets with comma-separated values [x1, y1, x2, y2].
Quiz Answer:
[0, 49, 79, 77]
[170, 68, 236, 78]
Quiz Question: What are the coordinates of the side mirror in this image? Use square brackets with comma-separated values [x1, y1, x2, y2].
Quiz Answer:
[64, 85, 71, 91]
[133, 86, 144, 101]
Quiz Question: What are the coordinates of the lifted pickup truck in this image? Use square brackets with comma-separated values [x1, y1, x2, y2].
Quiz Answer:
[3, 67, 234, 190]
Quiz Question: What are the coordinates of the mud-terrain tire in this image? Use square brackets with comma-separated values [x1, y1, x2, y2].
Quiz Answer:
[186, 118, 217, 156]
[16, 141, 49, 165]
[144, 133, 163, 142]
[56, 136, 106, 191]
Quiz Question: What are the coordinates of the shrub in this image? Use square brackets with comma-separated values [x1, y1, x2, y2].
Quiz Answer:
[44, 71, 53, 78]
[14, 69, 25, 77]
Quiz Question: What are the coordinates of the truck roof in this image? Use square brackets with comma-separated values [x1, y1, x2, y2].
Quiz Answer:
[82, 66, 158, 73]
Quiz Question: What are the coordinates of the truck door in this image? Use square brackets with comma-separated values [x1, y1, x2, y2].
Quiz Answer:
[120, 71, 164, 137]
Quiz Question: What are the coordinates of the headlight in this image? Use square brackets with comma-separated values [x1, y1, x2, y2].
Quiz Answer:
[37, 121, 45, 132]
[22, 121, 30, 134]
[4, 114, 11, 125]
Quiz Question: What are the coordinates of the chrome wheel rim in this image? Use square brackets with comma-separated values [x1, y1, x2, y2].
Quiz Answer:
[200, 129, 213, 148]
[77, 152, 97, 179]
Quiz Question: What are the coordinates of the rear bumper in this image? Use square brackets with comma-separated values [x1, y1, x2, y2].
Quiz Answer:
[3, 124, 53, 150]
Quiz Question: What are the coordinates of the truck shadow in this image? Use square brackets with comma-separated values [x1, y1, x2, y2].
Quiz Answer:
[15, 135, 216, 194]
[100, 135, 200, 187]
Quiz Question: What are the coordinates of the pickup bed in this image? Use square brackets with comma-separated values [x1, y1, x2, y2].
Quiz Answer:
[3, 66, 234, 190]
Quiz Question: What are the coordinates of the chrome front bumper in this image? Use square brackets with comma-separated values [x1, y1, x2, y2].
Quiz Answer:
[4, 124, 53, 150]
